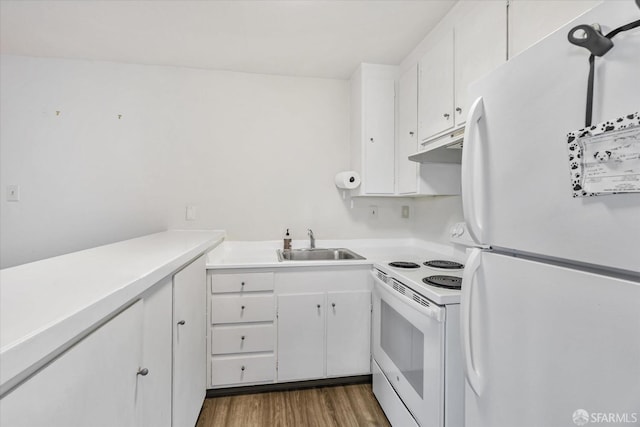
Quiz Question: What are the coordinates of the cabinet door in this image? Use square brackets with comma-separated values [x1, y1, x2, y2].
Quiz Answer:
[419, 30, 454, 141]
[276, 293, 325, 382]
[326, 291, 372, 377]
[454, 1, 507, 124]
[138, 279, 172, 427]
[173, 255, 206, 427]
[397, 64, 419, 195]
[0, 301, 143, 427]
[364, 78, 395, 194]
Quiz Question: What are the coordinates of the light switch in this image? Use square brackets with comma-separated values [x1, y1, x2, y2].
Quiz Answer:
[6, 185, 20, 202]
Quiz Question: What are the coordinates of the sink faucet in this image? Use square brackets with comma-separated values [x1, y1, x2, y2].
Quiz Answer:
[308, 229, 315, 249]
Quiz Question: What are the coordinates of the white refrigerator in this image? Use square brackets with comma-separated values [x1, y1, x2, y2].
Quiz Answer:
[460, 2, 640, 426]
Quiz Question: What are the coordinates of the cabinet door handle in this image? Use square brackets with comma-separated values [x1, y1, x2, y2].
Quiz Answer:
[409, 131, 414, 136]
[177, 320, 186, 326]
[241, 366, 246, 372]
[241, 305, 246, 310]
[332, 303, 336, 308]
[241, 335, 246, 341]
[456, 107, 463, 114]
[443, 113, 450, 119]
[241, 281, 245, 287]
[137, 367, 149, 376]
[369, 137, 374, 143]
[316, 304, 321, 309]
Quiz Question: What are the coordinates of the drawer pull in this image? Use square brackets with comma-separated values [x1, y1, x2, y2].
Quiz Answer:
[316, 304, 321, 309]
[332, 303, 336, 308]
[241, 281, 245, 287]
[241, 335, 246, 341]
[241, 305, 246, 310]
[241, 366, 246, 372]
[137, 367, 149, 376]
[177, 320, 186, 326]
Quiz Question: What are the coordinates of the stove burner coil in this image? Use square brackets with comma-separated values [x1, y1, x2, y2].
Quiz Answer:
[424, 260, 464, 270]
[422, 275, 462, 289]
[388, 261, 421, 269]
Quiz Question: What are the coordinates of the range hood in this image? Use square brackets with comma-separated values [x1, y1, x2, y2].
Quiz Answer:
[408, 127, 464, 163]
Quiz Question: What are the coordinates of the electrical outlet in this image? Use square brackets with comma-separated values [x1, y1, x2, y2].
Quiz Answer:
[401, 205, 410, 218]
[369, 205, 378, 219]
[185, 205, 197, 221]
[6, 185, 20, 202]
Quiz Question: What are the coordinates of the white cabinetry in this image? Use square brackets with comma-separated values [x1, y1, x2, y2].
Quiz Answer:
[326, 291, 372, 377]
[418, 1, 506, 144]
[0, 302, 144, 427]
[275, 267, 372, 383]
[349, 64, 397, 196]
[277, 292, 326, 381]
[139, 279, 172, 427]
[397, 64, 419, 195]
[419, 30, 455, 140]
[508, 0, 600, 58]
[397, 64, 462, 195]
[208, 270, 276, 388]
[173, 255, 207, 427]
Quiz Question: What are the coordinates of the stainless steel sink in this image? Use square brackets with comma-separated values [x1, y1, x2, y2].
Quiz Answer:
[276, 248, 366, 262]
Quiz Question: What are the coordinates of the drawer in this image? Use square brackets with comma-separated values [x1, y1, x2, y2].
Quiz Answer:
[211, 294, 274, 323]
[211, 354, 275, 386]
[211, 272, 274, 293]
[211, 324, 274, 354]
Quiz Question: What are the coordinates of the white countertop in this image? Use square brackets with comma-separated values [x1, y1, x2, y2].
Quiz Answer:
[206, 238, 462, 269]
[0, 229, 225, 394]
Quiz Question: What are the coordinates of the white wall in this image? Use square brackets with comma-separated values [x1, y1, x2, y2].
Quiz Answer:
[411, 196, 464, 243]
[1, 55, 428, 268]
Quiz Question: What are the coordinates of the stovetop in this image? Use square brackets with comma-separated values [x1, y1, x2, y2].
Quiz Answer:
[374, 255, 464, 305]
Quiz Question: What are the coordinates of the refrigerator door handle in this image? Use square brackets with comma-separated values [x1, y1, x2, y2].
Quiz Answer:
[462, 97, 485, 245]
[461, 247, 483, 396]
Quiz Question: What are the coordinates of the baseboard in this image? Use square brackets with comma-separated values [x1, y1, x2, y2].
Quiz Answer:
[205, 375, 372, 398]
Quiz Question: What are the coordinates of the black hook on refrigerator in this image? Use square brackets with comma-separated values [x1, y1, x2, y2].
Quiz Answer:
[568, 24, 614, 57]
[568, 1, 640, 127]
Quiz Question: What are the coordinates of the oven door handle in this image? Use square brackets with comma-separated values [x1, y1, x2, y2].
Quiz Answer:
[461, 248, 483, 396]
[371, 271, 444, 322]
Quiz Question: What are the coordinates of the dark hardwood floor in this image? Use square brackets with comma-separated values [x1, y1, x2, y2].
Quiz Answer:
[196, 383, 391, 427]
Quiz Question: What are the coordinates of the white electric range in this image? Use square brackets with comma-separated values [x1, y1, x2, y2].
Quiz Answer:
[373, 257, 464, 305]
[371, 238, 468, 427]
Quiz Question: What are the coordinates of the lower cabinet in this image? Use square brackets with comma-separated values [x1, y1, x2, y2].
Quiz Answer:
[326, 291, 372, 377]
[139, 278, 173, 427]
[207, 266, 372, 389]
[173, 255, 207, 427]
[277, 292, 326, 381]
[0, 301, 144, 427]
[208, 270, 276, 388]
[1, 254, 208, 427]
[277, 290, 372, 382]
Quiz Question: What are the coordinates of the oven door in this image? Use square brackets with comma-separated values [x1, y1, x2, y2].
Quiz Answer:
[372, 270, 446, 427]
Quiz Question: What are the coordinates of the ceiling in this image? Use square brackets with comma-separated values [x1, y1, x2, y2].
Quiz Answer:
[0, 0, 456, 79]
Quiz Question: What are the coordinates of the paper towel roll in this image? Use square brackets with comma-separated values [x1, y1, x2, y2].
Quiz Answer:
[334, 171, 361, 189]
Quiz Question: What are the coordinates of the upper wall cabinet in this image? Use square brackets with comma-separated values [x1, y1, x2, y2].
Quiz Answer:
[349, 64, 397, 196]
[397, 64, 419, 195]
[397, 64, 461, 196]
[508, 0, 601, 58]
[418, 1, 506, 144]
